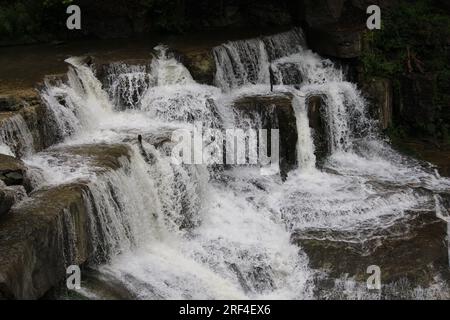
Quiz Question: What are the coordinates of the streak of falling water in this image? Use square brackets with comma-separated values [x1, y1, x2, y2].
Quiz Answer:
[103, 63, 151, 110]
[0, 113, 34, 157]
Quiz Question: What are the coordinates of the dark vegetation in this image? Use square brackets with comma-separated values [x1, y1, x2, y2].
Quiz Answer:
[0, 0, 298, 43]
[361, 0, 450, 144]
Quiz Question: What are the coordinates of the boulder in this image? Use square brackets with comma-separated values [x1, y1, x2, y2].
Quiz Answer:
[292, 210, 449, 291]
[0, 183, 91, 299]
[0, 154, 26, 187]
[182, 49, 216, 85]
[0, 183, 27, 218]
[0, 95, 22, 112]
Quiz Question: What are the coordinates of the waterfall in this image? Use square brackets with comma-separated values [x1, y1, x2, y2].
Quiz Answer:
[0, 113, 34, 157]
[291, 94, 316, 171]
[150, 45, 195, 86]
[20, 29, 450, 299]
[212, 29, 306, 91]
[214, 29, 378, 160]
[40, 57, 114, 141]
[103, 63, 151, 110]
[85, 150, 162, 263]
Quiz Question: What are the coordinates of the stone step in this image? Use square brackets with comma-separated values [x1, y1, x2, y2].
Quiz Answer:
[0, 143, 131, 299]
[291, 210, 450, 297]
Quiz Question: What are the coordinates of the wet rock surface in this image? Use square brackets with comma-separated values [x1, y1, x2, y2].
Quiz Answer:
[0, 154, 26, 187]
[49, 144, 132, 172]
[182, 49, 216, 85]
[292, 210, 450, 290]
[0, 183, 90, 299]
[0, 143, 131, 299]
[232, 92, 297, 179]
[307, 95, 329, 164]
[0, 96, 22, 112]
[0, 182, 27, 219]
[0, 89, 51, 155]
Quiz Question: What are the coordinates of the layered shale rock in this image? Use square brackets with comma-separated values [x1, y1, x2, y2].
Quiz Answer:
[292, 210, 450, 295]
[0, 143, 131, 299]
[0, 154, 26, 187]
[0, 89, 53, 156]
[0, 183, 91, 299]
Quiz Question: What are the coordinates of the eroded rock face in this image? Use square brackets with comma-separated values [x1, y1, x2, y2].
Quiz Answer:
[307, 95, 329, 164]
[0, 96, 22, 112]
[182, 49, 216, 85]
[0, 181, 27, 219]
[0, 154, 26, 187]
[0, 183, 90, 299]
[0, 143, 131, 299]
[292, 210, 450, 293]
[232, 92, 297, 179]
[0, 89, 52, 156]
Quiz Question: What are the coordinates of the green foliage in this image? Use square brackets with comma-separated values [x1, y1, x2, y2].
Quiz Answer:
[362, 0, 450, 143]
[362, 0, 450, 77]
[0, 0, 70, 42]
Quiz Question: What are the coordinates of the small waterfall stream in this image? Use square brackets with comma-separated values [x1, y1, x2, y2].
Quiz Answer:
[0, 113, 34, 157]
[5, 29, 450, 299]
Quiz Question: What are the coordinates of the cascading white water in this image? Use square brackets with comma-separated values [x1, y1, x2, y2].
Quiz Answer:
[40, 57, 113, 140]
[0, 113, 34, 157]
[213, 29, 306, 91]
[21, 29, 450, 299]
[291, 93, 316, 171]
[103, 63, 151, 110]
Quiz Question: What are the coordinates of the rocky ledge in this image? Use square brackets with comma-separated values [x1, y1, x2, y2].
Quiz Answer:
[0, 143, 131, 299]
[292, 209, 450, 297]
